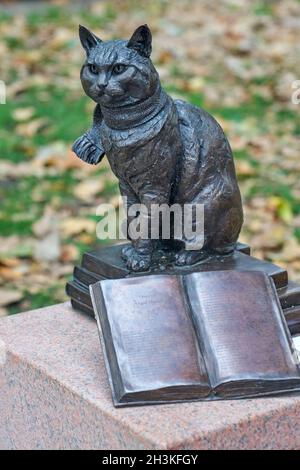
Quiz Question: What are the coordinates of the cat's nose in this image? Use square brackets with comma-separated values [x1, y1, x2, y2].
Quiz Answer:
[97, 83, 107, 93]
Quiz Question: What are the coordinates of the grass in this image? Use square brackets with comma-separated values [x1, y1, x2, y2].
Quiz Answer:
[8, 285, 66, 314]
[0, 86, 91, 163]
[0, 173, 79, 236]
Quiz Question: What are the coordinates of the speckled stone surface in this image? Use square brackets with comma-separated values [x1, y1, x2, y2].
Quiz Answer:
[1, 302, 300, 449]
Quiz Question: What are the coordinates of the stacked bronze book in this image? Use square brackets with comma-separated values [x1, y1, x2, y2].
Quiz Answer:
[67, 242, 300, 335]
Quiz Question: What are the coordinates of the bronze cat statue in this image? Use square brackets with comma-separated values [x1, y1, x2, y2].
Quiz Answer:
[73, 24, 243, 272]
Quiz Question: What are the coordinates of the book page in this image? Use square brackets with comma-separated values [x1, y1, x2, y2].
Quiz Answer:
[97, 275, 209, 397]
[184, 270, 300, 389]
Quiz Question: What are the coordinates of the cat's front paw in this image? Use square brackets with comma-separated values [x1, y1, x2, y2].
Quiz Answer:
[121, 244, 135, 261]
[175, 250, 208, 266]
[126, 249, 151, 272]
[72, 133, 104, 165]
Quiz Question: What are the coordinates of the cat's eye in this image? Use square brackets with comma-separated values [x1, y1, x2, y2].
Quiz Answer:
[88, 64, 98, 74]
[112, 63, 127, 75]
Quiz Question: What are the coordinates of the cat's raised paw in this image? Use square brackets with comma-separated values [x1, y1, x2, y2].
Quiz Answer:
[72, 133, 104, 165]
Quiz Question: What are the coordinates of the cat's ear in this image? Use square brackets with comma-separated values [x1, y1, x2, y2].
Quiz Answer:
[79, 25, 101, 55]
[127, 24, 152, 58]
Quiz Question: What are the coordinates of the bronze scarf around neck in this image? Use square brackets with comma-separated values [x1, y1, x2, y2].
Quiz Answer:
[100, 85, 169, 131]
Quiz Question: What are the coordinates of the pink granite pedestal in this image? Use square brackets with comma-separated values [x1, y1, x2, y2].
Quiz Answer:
[1, 302, 300, 449]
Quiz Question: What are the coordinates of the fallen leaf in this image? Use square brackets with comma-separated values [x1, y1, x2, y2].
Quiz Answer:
[67, 148, 95, 170]
[109, 195, 122, 208]
[0, 257, 21, 268]
[74, 178, 105, 203]
[0, 289, 23, 307]
[12, 107, 35, 122]
[0, 236, 34, 259]
[33, 143, 92, 171]
[267, 197, 294, 223]
[0, 266, 23, 281]
[236, 160, 257, 177]
[34, 231, 61, 263]
[32, 208, 58, 238]
[77, 233, 94, 245]
[0, 308, 7, 317]
[272, 237, 300, 263]
[60, 244, 79, 263]
[60, 218, 96, 237]
[16, 118, 49, 138]
[186, 77, 205, 92]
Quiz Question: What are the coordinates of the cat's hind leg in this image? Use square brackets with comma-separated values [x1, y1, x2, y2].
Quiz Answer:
[208, 206, 242, 256]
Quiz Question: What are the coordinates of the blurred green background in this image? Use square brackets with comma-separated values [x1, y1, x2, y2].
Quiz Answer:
[0, 0, 299, 315]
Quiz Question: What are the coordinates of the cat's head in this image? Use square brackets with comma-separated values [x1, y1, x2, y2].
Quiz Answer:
[79, 24, 159, 108]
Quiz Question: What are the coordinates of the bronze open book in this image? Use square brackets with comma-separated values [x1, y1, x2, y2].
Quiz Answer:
[90, 270, 300, 407]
